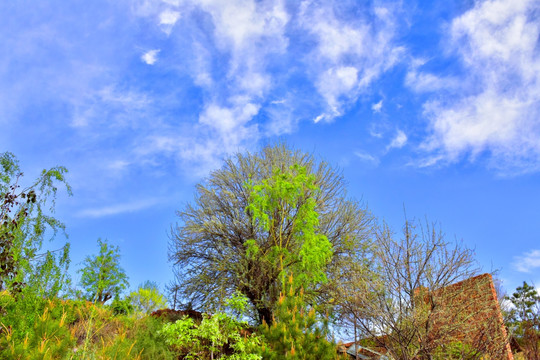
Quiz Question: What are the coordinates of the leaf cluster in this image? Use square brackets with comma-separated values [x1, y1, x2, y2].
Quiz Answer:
[245, 164, 333, 294]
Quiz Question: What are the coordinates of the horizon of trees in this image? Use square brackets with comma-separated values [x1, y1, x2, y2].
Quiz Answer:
[0, 147, 536, 359]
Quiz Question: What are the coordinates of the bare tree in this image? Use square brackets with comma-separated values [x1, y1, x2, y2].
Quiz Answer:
[344, 218, 511, 360]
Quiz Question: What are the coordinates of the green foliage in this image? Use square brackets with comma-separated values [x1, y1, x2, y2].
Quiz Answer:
[0, 151, 72, 296]
[128, 315, 179, 360]
[505, 281, 540, 358]
[245, 164, 333, 290]
[246, 164, 340, 359]
[0, 292, 76, 359]
[160, 292, 264, 360]
[161, 313, 264, 360]
[259, 277, 342, 360]
[433, 341, 481, 360]
[240, 163, 334, 324]
[0, 293, 180, 360]
[79, 238, 129, 303]
[110, 295, 134, 316]
[80, 313, 178, 360]
[129, 281, 168, 315]
[506, 281, 540, 327]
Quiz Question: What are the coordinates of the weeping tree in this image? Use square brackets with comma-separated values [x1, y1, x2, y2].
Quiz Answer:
[169, 143, 374, 324]
[0, 151, 72, 296]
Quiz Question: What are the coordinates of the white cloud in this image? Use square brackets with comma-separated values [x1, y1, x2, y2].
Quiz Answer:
[138, 0, 289, 170]
[108, 159, 130, 172]
[316, 66, 359, 118]
[77, 198, 161, 218]
[199, 102, 259, 136]
[372, 100, 383, 113]
[513, 249, 540, 273]
[128, 1, 405, 172]
[159, 9, 181, 34]
[354, 151, 379, 165]
[387, 129, 407, 150]
[141, 49, 160, 65]
[405, 69, 458, 93]
[301, 2, 404, 122]
[421, 0, 540, 173]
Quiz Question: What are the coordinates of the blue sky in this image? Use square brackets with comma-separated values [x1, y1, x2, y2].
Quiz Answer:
[1, 0, 540, 297]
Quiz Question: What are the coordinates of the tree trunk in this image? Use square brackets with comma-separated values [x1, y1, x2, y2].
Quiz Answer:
[258, 307, 273, 325]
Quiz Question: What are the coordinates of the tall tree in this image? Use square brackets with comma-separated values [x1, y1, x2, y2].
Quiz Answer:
[79, 238, 129, 303]
[506, 282, 540, 360]
[0, 151, 72, 295]
[169, 144, 374, 324]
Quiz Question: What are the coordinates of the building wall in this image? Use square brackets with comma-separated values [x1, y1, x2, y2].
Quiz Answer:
[423, 273, 513, 359]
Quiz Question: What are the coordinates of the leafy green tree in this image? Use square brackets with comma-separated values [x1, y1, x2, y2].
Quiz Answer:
[506, 281, 540, 359]
[78, 238, 129, 303]
[246, 165, 341, 359]
[0, 151, 72, 296]
[169, 144, 374, 324]
[129, 281, 168, 315]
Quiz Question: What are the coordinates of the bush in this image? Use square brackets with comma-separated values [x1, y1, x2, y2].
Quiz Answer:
[110, 295, 134, 316]
[160, 292, 264, 359]
[0, 294, 75, 360]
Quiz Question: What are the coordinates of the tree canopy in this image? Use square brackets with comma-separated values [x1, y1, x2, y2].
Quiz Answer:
[79, 238, 129, 303]
[130, 281, 168, 315]
[169, 143, 374, 324]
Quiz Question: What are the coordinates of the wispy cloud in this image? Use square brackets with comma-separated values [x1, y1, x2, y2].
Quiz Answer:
[405, 68, 458, 93]
[77, 198, 162, 218]
[387, 129, 407, 150]
[301, 2, 405, 122]
[513, 249, 540, 273]
[419, 0, 540, 173]
[354, 151, 380, 165]
[132, 0, 290, 169]
[129, 0, 403, 169]
[0, 0, 408, 183]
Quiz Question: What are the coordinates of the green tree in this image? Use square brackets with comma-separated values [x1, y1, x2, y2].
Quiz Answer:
[259, 276, 343, 360]
[169, 144, 374, 324]
[246, 164, 341, 359]
[129, 281, 168, 315]
[0, 151, 72, 296]
[79, 238, 129, 303]
[506, 281, 540, 359]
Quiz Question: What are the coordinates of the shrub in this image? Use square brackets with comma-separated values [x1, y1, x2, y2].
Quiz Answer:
[160, 293, 264, 359]
[0, 295, 75, 360]
[259, 279, 343, 360]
